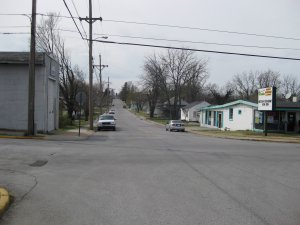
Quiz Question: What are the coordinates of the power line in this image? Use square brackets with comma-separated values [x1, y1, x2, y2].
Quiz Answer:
[62, 0, 85, 40]
[0, 25, 30, 28]
[88, 38, 300, 61]
[0, 32, 29, 35]
[103, 19, 300, 42]
[93, 33, 300, 51]
[1, 23, 300, 52]
[0, 13, 30, 16]
[46, 27, 300, 52]
[2, 13, 300, 42]
[70, 0, 88, 39]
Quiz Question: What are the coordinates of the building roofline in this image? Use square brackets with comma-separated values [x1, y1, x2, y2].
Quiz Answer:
[201, 100, 258, 110]
[0, 52, 50, 65]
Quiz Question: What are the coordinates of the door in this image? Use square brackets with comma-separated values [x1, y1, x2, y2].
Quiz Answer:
[48, 80, 55, 132]
[218, 112, 222, 128]
[287, 112, 296, 132]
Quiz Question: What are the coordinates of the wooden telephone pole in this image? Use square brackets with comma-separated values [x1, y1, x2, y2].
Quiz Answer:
[27, 0, 37, 135]
[79, 0, 102, 130]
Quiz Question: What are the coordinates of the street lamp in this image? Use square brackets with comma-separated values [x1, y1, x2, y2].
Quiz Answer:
[95, 36, 108, 40]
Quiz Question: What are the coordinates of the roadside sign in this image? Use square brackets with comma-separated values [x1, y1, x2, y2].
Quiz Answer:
[258, 87, 276, 111]
[75, 91, 86, 137]
[76, 91, 87, 106]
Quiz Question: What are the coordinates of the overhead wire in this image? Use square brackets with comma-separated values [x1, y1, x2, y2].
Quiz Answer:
[93, 33, 300, 51]
[1, 23, 300, 52]
[96, 0, 106, 55]
[17, 27, 298, 52]
[0, 25, 30, 28]
[88, 38, 300, 61]
[1, 13, 300, 42]
[1, 12, 300, 60]
[103, 19, 300, 42]
[0, 32, 29, 35]
[70, 0, 88, 39]
[62, 0, 85, 40]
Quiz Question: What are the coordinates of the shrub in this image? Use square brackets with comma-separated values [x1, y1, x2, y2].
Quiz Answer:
[59, 114, 72, 128]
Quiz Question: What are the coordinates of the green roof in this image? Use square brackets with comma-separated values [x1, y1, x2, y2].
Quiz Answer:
[201, 100, 257, 110]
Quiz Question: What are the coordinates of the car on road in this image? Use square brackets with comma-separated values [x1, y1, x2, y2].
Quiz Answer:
[97, 114, 116, 131]
[108, 110, 115, 115]
[165, 120, 185, 132]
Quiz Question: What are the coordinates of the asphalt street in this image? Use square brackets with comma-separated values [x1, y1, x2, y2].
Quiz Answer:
[0, 99, 300, 225]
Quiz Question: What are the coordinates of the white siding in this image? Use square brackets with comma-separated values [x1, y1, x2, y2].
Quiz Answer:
[0, 53, 59, 133]
[0, 65, 28, 130]
[223, 104, 255, 131]
[199, 103, 256, 131]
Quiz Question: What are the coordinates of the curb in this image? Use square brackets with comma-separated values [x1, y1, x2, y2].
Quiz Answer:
[187, 129, 300, 144]
[0, 135, 44, 140]
[130, 111, 300, 144]
[0, 187, 10, 217]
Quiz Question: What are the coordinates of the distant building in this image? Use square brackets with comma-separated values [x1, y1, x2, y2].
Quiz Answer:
[0, 52, 59, 133]
[180, 101, 210, 122]
[254, 101, 300, 133]
[156, 97, 188, 119]
[199, 100, 258, 131]
[199, 99, 300, 133]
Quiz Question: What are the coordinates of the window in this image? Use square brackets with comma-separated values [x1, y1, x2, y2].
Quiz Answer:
[229, 108, 233, 120]
[238, 110, 242, 115]
[193, 111, 197, 118]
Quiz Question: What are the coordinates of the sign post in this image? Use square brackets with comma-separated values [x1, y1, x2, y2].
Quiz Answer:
[75, 91, 87, 137]
[258, 87, 276, 136]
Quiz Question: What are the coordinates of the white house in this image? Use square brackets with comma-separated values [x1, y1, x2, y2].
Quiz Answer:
[199, 100, 258, 131]
[181, 101, 210, 122]
[0, 52, 59, 133]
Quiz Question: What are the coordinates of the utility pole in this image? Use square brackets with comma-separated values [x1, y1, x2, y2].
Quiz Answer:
[88, 0, 93, 130]
[79, 2, 102, 130]
[107, 76, 110, 109]
[27, 0, 37, 136]
[99, 54, 108, 114]
[93, 54, 108, 114]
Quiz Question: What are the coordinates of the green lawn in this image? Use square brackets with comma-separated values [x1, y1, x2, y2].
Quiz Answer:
[132, 110, 169, 125]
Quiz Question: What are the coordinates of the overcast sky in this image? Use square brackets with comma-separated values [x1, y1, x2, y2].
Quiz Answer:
[1, 0, 300, 92]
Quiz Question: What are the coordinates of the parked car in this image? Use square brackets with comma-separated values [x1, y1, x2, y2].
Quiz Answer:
[97, 114, 116, 131]
[165, 120, 185, 132]
[108, 110, 115, 115]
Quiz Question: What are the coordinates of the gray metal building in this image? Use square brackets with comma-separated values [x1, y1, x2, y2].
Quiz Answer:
[0, 52, 59, 133]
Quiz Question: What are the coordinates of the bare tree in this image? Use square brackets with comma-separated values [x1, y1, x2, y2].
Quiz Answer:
[36, 13, 87, 121]
[141, 54, 166, 118]
[161, 49, 208, 119]
[281, 74, 300, 97]
[36, 12, 60, 53]
[231, 71, 258, 101]
[205, 83, 235, 105]
[257, 69, 281, 89]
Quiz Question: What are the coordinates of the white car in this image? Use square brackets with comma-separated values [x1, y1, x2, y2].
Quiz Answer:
[97, 114, 116, 131]
[165, 120, 185, 132]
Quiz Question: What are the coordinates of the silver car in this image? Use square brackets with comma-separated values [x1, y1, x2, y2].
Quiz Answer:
[165, 120, 185, 132]
[97, 114, 116, 131]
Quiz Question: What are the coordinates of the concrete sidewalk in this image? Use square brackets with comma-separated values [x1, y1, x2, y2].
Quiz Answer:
[0, 128, 94, 141]
[44, 128, 94, 141]
[186, 127, 300, 144]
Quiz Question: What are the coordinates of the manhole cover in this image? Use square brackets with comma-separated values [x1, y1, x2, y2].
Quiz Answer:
[30, 160, 48, 167]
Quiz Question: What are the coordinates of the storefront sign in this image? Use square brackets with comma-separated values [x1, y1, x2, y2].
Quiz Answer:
[258, 87, 276, 111]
